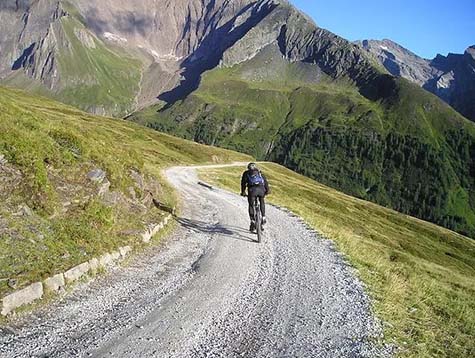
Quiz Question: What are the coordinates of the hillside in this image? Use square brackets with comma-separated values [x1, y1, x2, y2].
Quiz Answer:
[131, 56, 475, 239]
[198, 163, 475, 357]
[0, 86, 250, 299]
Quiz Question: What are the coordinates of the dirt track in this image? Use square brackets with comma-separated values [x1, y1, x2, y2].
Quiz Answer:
[0, 164, 389, 357]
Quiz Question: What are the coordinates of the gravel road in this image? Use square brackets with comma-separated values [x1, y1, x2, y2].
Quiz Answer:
[0, 165, 391, 357]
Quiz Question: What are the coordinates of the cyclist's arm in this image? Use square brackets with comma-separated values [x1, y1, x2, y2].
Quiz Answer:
[263, 173, 270, 195]
[240, 171, 247, 194]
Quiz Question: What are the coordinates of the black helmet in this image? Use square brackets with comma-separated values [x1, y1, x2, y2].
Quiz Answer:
[247, 162, 258, 171]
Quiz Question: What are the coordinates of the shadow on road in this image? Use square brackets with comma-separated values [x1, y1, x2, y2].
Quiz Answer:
[174, 216, 257, 243]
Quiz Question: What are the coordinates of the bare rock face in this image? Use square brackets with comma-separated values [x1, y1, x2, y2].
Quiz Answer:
[358, 39, 475, 121]
[74, 0, 255, 60]
[0, 0, 67, 88]
[466, 46, 475, 60]
[356, 39, 438, 85]
[0, 0, 385, 114]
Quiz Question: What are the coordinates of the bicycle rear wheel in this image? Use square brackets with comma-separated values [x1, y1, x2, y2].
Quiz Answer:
[255, 202, 262, 243]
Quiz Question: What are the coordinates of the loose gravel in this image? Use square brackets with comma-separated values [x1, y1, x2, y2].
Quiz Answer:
[0, 165, 392, 357]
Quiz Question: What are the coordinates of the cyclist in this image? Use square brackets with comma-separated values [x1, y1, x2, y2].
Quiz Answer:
[240, 163, 270, 232]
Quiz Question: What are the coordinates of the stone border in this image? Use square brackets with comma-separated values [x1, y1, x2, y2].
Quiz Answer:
[1, 214, 172, 316]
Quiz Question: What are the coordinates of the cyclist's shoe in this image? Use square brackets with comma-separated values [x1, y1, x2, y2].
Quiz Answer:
[250, 221, 256, 232]
[262, 216, 267, 225]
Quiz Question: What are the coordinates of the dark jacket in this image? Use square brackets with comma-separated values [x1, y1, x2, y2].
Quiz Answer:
[241, 169, 269, 194]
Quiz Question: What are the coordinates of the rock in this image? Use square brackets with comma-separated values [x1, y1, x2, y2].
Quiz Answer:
[0, 154, 6, 165]
[141, 217, 171, 244]
[16, 205, 33, 217]
[64, 262, 90, 283]
[87, 169, 107, 183]
[101, 191, 122, 206]
[119, 246, 132, 258]
[1, 282, 43, 316]
[141, 230, 152, 243]
[99, 179, 111, 196]
[130, 170, 144, 190]
[44, 274, 65, 292]
[466, 46, 475, 59]
[99, 253, 113, 267]
[111, 251, 121, 261]
[88, 258, 100, 272]
[7, 279, 17, 289]
[74, 28, 96, 49]
[127, 186, 137, 200]
[0, 325, 19, 335]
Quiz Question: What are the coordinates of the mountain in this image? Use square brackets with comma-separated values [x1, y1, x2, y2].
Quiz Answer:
[0, 0, 144, 116]
[2, 0, 475, 238]
[0, 0, 391, 115]
[0, 0, 299, 115]
[357, 39, 475, 121]
[128, 1, 475, 238]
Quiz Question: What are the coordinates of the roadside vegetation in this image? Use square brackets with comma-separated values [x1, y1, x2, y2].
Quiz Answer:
[0, 86, 250, 300]
[198, 163, 475, 358]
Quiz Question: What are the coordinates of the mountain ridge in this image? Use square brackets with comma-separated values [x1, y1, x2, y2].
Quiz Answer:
[357, 39, 475, 121]
[2, 0, 475, 237]
[0, 0, 387, 114]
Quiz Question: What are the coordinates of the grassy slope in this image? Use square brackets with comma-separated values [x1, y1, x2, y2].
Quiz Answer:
[56, 15, 142, 117]
[0, 86, 250, 299]
[198, 163, 475, 358]
[131, 62, 475, 238]
[134, 67, 382, 157]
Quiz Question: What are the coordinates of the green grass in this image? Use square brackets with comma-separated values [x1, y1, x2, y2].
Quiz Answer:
[132, 69, 383, 158]
[56, 16, 142, 117]
[198, 163, 475, 358]
[0, 86, 251, 299]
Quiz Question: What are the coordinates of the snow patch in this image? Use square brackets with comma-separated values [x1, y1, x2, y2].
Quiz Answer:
[380, 45, 389, 51]
[103, 32, 128, 43]
[158, 53, 184, 61]
[144, 48, 183, 61]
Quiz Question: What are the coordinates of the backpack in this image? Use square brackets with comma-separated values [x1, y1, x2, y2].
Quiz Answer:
[248, 170, 265, 186]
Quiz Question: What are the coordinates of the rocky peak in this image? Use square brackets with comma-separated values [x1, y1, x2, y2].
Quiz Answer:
[465, 45, 475, 60]
[0, 0, 70, 88]
[358, 39, 475, 121]
[356, 38, 436, 86]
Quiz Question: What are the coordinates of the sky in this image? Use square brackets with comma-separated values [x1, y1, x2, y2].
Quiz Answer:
[290, 0, 475, 59]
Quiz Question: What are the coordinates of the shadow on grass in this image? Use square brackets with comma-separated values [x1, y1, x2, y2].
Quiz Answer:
[173, 216, 257, 243]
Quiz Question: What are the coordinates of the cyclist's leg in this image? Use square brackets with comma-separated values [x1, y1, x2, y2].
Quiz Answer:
[257, 187, 266, 223]
[259, 195, 265, 217]
[248, 192, 255, 219]
[247, 191, 256, 231]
